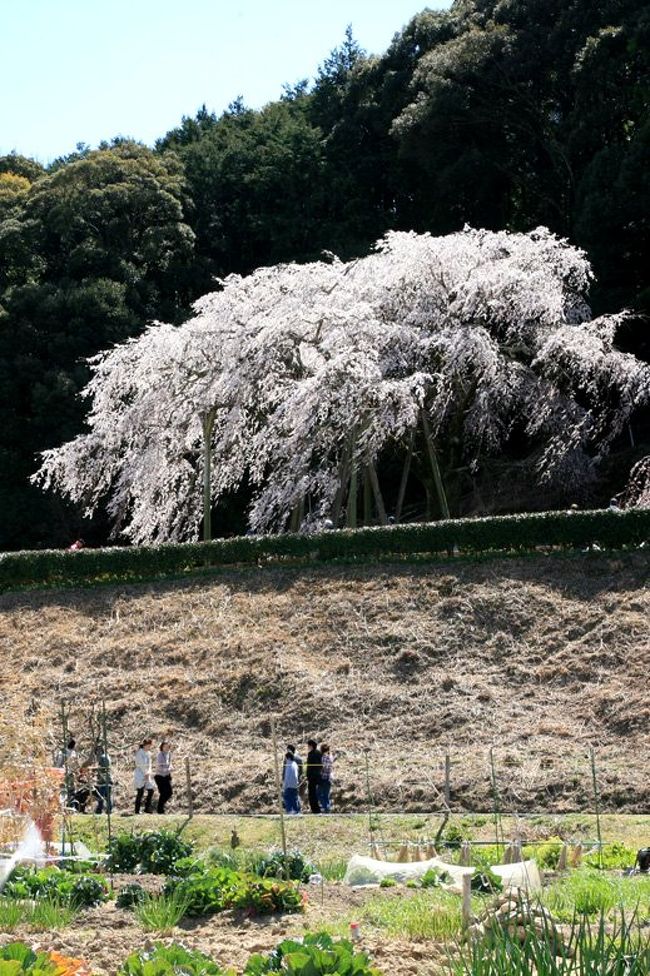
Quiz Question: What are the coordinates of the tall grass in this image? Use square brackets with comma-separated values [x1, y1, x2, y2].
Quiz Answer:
[28, 898, 77, 931]
[454, 910, 650, 975]
[0, 897, 26, 930]
[134, 889, 191, 933]
[544, 870, 650, 921]
[361, 890, 465, 940]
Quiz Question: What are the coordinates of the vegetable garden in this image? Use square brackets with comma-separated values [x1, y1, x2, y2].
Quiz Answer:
[1, 821, 648, 975]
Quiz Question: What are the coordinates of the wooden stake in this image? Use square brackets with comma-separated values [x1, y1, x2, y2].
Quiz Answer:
[444, 751, 451, 805]
[421, 410, 450, 519]
[590, 746, 604, 870]
[461, 873, 472, 929]
[395, 429, 415, 523]
[184, 757, 194, 820]
[270, 717, 289, 880]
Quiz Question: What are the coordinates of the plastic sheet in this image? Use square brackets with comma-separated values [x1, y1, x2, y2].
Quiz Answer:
[344, 854, 474, 892]
[491, 859, 542, 892]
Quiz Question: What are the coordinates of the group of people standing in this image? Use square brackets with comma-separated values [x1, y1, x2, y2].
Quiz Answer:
[133, 739, 173, 814]
[58, 738, 113, 814]
[283, 739, 333, 815]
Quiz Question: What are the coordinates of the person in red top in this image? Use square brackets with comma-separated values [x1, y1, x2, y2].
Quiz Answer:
[68, 538, 85, 551]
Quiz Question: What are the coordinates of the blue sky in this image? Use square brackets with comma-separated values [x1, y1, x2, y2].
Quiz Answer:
[1, 0, 449, 164]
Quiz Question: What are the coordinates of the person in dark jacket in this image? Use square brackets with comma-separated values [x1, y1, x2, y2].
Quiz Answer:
[305, 739, 322, 814]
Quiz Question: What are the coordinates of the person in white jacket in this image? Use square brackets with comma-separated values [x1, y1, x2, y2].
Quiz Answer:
[134, 738, 155, 814]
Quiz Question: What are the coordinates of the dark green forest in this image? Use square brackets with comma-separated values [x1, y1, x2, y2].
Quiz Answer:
[1, 0, 648, 550]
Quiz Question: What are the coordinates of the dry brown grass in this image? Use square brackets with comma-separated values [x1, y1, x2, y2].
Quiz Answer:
[1, 551, 648, 814]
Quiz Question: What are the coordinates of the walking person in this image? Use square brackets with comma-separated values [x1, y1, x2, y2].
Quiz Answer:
[282, 750, 301, 815]
[318, 743, 334, 813]
[305, 739, 322, 814]
[94, 743, 113, 814]
[154, 741, 173, 814]
[134, 738, 155, 814]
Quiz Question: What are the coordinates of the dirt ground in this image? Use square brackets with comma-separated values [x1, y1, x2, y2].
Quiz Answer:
[0, 884, 446, 976]
[1, 550, 648, 813]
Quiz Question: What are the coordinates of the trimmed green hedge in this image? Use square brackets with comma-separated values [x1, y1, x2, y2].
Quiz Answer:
[0, 509, 647, 592]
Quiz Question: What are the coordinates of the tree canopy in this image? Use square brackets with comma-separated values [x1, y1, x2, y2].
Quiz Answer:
[34, 228, 650, 544]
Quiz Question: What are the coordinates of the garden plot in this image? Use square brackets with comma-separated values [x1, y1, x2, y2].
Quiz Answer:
[0, 825, 649, 975]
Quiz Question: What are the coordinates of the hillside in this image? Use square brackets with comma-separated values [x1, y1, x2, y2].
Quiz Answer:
[1, 551, 648, 814]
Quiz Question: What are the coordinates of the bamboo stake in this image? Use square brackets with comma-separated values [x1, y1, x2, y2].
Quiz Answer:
[100, 698, 113, 892]
[590, 747, 603, 870]
[270, 717, 289, 880]
[184, 757, 194, 820]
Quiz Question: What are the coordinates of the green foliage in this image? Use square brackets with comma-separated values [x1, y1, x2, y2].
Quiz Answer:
[544, 870, 650, 922]
[0, 944, 55, 976]
[585, 843, 637, 871]
[116, 883, 147, 909]
[106, 830, 194, 875]
[523, 839, 564, 870]
[28, 898, 77, 932]
[4, 866, 108, 907]
[256, 850, 315, 883]
[379, 878, 396, 888]
[454, 910, 650, 975]
[471, 869, 503, 895]
[0, 899, 26, 931]
[133, 889, 192, 933]
[163, 866, 304, 917]
[1, 509, 647, 592]
[118, 943, 230, 976]
[244, 932, 381, 975]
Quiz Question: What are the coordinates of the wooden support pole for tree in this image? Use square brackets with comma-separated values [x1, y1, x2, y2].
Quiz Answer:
[270, 717, 289, 880]
[363, 468, 373, 525]
[367, 460, 388, 525]
[421, 410, 450, 520]
[444, 750, 451, 806]
[347, 466, 358, 528]
[460, 841, 472, 866]
[395, 429, 415, 523]
[201, 411, 215, 542]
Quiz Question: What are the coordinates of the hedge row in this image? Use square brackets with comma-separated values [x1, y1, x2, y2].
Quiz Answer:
[0, 509, 648, 592]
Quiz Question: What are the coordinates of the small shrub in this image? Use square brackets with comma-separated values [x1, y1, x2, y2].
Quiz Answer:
[164, 867, 304, 917]
[118, 943, 230, 976]
[107, 830, 194, 875]
[472, 869, 502, 894]
[244, 932, 381, 975]
[116, 883, 147, 909]
[256, 850, 314, 883]
[379, 878, 396, 888]
[524, 838, 564, 870]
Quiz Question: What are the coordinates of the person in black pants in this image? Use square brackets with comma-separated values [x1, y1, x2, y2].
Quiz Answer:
[305, 739, 322, 813]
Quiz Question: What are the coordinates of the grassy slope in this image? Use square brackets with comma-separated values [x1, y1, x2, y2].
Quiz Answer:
[1, 550, 648, 814]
